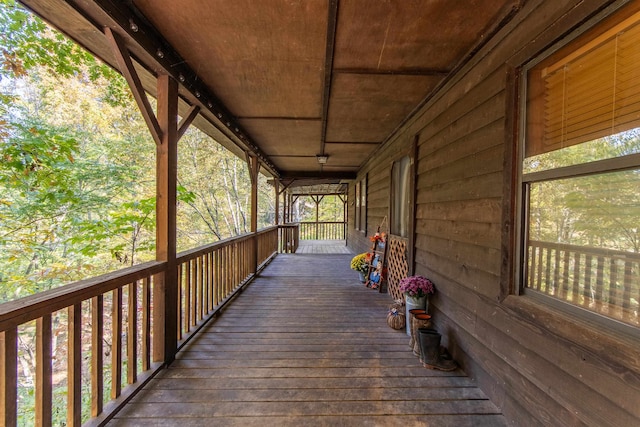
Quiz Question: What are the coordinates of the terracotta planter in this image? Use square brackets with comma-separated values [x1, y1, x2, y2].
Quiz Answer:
[408, 309, 426, 350]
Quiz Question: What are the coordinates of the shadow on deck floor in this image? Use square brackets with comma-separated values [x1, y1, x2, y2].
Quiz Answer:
[110, 253, 506, 426]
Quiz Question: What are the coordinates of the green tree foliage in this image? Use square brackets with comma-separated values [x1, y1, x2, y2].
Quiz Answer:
[0, 2, 276, 424]
[526, 131, 640, 253]
[0, 0, 276, 304]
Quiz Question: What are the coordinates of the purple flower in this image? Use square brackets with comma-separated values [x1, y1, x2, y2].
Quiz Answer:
[398, 275, 435, 298]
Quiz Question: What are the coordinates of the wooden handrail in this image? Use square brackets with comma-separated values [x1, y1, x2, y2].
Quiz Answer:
[0, 261, 166, 331]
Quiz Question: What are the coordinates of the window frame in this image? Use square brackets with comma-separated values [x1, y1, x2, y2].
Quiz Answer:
[354, 176, 367, 233]
[516, 2, 640, 336]
[360, 174, 367, 233]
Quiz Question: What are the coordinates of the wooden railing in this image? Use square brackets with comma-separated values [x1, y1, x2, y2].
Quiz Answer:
[299, 221, 346, 240]
[0, 226, 282, 427]
[278, 223, 299, 253]
[527, 240, 640, 325]
[0, 261, 165, 427]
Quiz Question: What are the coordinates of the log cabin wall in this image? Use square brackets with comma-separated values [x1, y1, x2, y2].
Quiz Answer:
[347, 0, 640, 425]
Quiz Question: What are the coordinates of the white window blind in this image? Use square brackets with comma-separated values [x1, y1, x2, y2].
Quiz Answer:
[527, 12, 640, 157]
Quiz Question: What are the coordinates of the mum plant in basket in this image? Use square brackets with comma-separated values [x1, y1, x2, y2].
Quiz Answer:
[399, 275, 435, 298]
[350, 253, 369, 274]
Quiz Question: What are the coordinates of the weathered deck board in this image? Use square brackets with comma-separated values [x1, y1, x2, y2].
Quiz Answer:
[110, 253, 505, 426]
[296, 239, 351, 254]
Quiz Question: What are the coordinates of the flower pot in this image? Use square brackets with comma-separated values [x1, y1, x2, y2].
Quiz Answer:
[405, 295, 426, 335]
[408, 309, 426, 350]
[358, 271, 366, 283]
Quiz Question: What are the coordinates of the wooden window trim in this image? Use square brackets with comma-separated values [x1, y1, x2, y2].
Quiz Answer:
[388, 137, 418, 275]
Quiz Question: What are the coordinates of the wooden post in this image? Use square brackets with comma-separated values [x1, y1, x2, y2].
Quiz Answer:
[106, 29, 189, 365]
[154, 74, 179, 364]
[1, 328, 17, 427]
[35, 314, 52, 426]
[314, 196, 320, 239]
[67, 304, 81, 427]
[274, 180, 280, 225]
[246, 153, 259, 273]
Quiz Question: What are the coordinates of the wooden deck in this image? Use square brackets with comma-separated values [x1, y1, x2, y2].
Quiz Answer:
[296, 239, 351, 254]
[110, 253, 506, 426]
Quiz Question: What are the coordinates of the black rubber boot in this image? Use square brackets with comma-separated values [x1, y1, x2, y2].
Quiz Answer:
[418, 328, 457, 371]
[416, 328, 439, 363]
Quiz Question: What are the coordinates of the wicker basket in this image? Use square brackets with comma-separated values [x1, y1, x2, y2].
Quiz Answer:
[386, 302, 406, 330]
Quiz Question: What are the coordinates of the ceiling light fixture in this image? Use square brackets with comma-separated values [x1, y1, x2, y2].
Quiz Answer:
[316, 154, 328, 164]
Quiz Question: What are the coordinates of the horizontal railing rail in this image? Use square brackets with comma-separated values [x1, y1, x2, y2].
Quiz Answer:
[527, 240, 639, 326]
[299, 221, 346, 240]
[0, 226, 283, 427]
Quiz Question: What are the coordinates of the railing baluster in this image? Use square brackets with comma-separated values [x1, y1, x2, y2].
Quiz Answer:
[1, 327, 17, 427]
[206, 253, 212, 313]
[111, 288, 122, 399]
[67, 303, 82, 427]
[560, 250, 570, 299]
[584, 254, 593, 307]
[128, 281, 138, 384]
[177, 263, 183, 340]
[36, 314, 52, 426]
[609, 259, 618, 313]
[91, 296, 103, 417]
[528, 244, 537, 290]
[184, 260, 191, 331]
[622, 261, 632, 311]
[572, 251, 581, 304]
[544, 247, 552, 293]
[596, 256, 605, 310]
[214, 249, 220, 306]
[142, 277, 151, 371]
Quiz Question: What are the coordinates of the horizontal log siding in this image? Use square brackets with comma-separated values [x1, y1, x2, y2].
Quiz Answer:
[347, 0, 640, 425]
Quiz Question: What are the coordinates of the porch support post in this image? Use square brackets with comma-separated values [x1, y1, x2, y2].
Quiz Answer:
[274, 180, 280, 225]
[283, 190, 288, 223]
[154, 74, 179, 364]
[339, 194, 347, 242]
[246, 153, 259, 273]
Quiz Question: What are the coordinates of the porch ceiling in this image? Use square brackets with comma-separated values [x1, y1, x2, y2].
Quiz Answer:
[19, 0, 520, 184]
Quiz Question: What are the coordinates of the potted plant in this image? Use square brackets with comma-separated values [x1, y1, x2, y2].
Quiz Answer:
[399, 275, 435, 335]
[350, 253, 369, 282]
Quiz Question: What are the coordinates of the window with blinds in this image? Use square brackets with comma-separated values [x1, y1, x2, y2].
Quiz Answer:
[521, 3, 640, 329]
[527, 10, 640, 158]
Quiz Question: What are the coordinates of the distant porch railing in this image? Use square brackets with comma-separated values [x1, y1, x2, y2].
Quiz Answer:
[299, 221, 346, 240]
[278, 223, 299, 253]
[527, 240, 640, 326]
[0, 224, 294, 427]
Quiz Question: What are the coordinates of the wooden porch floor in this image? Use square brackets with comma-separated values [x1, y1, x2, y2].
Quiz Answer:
[296, 239, 351, 254]
[110, 253, 506, 426]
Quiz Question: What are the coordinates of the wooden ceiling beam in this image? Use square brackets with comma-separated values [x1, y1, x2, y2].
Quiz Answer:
[319, 0, 339, 166]
[334, 68, 450, 76]
[279, 171, 356, 180]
